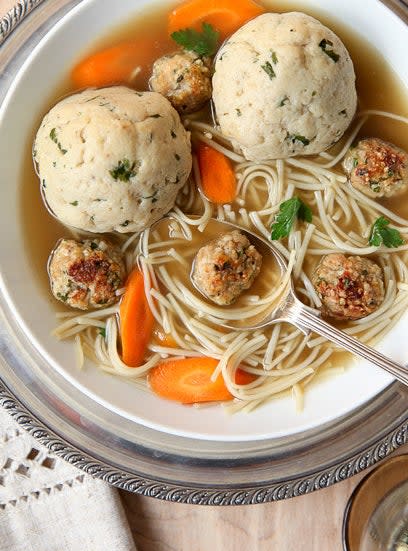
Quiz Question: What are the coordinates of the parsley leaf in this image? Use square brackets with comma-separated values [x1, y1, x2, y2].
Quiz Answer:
[171, 22, 219, 57]
[368, 216, 404, 248]
[319, 38, 340, 62]
[271, 196, 313, 240]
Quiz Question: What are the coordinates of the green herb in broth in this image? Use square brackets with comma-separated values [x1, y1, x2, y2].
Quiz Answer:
[22, 0, 408, 302]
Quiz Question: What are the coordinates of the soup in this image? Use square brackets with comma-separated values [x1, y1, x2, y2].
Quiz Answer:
[26, 0, 408, 413]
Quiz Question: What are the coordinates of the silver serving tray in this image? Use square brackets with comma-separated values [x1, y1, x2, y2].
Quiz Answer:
[0, 0, 407, 505]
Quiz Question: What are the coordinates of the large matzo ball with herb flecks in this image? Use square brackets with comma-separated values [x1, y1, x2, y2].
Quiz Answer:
[34, 86, 192, 233]
[212, 12, 357, 161]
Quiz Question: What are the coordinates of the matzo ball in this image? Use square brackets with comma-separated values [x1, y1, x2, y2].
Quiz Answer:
[34, 86, 192, 233]
[212, 13, 357, 161]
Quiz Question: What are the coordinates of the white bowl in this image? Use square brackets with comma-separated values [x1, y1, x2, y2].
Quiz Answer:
[0, 0, 407, 443]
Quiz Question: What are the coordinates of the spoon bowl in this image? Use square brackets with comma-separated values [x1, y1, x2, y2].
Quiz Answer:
[192, 218, 408, 386]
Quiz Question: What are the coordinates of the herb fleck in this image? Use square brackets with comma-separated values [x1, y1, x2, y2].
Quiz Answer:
[369, 180, 381, 193]
[142, 191, 158, 203]
[261, 61, 276, 80]
[121, 220, 130, 227]
[279, 96, 289, 107]
[319, 39, 340, 62]
[70, 200, 78, 206]
[99, 327, 106, 338]
[353, 158, 359, 168]
[171, 130, 177, 138]
[49, 128, 67, 154]
[109, 159, 139, 182]
[236, 108, 242, 117]
[271, 51, 278, 64]
[288, 134, 310, 146]
[90, 242, 98, 250]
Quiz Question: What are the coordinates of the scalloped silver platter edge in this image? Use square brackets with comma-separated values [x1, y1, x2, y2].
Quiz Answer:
[0, 0, 407, 503]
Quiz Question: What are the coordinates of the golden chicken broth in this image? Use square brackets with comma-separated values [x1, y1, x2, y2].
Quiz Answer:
[22, 0, 408, 301]
[151, 217, 282, 325]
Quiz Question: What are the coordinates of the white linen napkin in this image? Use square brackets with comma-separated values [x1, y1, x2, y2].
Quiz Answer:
[0, 406, 137, 551]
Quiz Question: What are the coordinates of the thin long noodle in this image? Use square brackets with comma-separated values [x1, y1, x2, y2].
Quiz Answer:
[56, 109, 408, 413]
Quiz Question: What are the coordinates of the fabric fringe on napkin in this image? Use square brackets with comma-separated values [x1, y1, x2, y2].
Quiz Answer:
[0, 407, 137, 551]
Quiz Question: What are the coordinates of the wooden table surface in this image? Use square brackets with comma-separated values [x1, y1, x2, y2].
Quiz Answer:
[1, 0, 406, 549]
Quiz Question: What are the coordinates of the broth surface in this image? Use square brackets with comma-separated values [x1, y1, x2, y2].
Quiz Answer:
[21, 0, 408, 306]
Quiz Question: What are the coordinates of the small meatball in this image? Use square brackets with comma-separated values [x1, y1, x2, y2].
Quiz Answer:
[343, 138, 408, 198]
[48, 238, 126, 310]
[192, 231, 262, 305]
[312, 253, 384, 320]
[149, 51, 212, 114]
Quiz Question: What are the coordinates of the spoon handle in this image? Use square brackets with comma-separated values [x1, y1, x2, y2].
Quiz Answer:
[286, 301, 408, 386]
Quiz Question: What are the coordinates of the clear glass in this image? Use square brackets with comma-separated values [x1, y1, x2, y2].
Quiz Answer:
[360, 481, 408, 551]
[343, 455, 408, 551]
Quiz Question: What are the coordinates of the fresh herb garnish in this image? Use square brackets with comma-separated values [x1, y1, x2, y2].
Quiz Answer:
[99, 327, 106, 338]
[261, 61, 276, 80]
[171, 22, 219, 57]
[70, 200, 78, 206]
[368, 216, 404, 248]
[279, 96, 289, 107]
[109, 159, 139, 182]
[49, 128, 67, 154]
[271, 196, 313, 240]
[271, 51, 278, 64]
[319, 38, 340, 62]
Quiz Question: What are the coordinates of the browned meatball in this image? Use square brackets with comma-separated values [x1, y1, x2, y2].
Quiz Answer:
[149, 51, 212, 114]
[192, 231, 262, 305]
[312, 253, 384, 320]
[343, 138, 408, 198]
[48, 238, 126, 310]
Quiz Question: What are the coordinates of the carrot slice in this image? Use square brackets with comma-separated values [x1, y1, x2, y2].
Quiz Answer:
[119, 268, 154, 367]
[168, 0, 266, 39]
[197, 143, 237, 204]
[71, 39, 156, 89]
[148, 357, 257, 403]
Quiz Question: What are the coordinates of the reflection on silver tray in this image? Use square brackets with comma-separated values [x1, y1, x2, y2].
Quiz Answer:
[0, 0, 407, 505]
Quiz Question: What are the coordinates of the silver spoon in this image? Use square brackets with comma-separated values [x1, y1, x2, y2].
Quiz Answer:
[194, 219, 408, 386]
